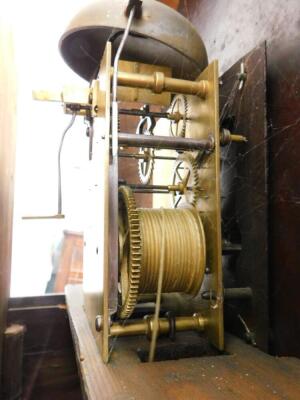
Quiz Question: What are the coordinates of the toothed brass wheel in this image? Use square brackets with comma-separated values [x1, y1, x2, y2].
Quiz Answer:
[118, 185, 206, 319]
[172, 153, 201, 208]
[169, 94, 188, 137]
[118, 186, 142, 319]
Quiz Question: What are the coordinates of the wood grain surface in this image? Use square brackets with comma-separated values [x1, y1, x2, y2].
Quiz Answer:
[7, 295, 81, 400]
[66, 284, 300, 400]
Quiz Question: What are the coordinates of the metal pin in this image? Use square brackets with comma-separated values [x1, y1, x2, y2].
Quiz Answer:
[238, 62, 247, 90]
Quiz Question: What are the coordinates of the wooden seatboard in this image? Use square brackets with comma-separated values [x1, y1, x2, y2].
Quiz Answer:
[66, 284, 300, 400]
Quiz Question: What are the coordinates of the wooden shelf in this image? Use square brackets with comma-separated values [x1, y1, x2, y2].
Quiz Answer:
[66, 284, 300, 400]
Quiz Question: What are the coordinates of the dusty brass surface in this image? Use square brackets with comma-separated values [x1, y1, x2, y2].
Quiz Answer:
[229, 134, 247, 143]
[99, 43, 111, 363]
[33, 61, 207, 116]
[139, 208, 206, 294]
[153, 62, 224, 350]
[109, 313, 206, 337]
[119, 186, 206, 318]
[117, 61, 171, 106]
[220, 128, 247, 145]
[193, 61, 224, 351]
[116, 70, 208, 98]
[36, 0, 226, 364]
[33, 60, 172, 112]
[82, 43, 112, 363]
[59, 0, 207, 81]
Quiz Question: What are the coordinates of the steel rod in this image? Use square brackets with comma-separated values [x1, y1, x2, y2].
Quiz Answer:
[118, 152, 177, 161]
[129, 184, 172, 190]
[119, 108, 174, 120]
[201, 287, 252, 301]
[58, 113, 76, 215]
[222, 241, 242, 254]
[127, 183, 193, 192]
[118, 133, 214, 151]
[152, 155, 178, 160]
[133, 190, 169, 194]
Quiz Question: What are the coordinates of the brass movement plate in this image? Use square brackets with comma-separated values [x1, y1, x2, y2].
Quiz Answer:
[82, 43, 112, 363]
[193, 61, 224, 350]
[153, 61, 224, 350]
[83, 57, 223, 360]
